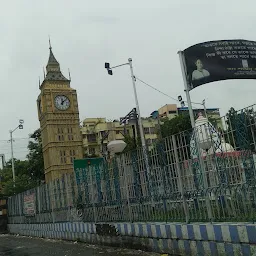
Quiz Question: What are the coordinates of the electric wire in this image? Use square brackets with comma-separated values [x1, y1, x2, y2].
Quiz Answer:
[136, 77, 204, 107]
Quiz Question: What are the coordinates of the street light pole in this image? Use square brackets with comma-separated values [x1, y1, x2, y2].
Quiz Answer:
[178, 51, 196, 128]
[128, 58, 146, 148]
[10, 130, 15, 185]
[9, 119, 24, 188]
[105, 59, 146, 147]
[105, 59, 153, 200]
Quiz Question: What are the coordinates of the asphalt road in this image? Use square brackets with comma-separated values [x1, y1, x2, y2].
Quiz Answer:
[0, 234, 162, 256]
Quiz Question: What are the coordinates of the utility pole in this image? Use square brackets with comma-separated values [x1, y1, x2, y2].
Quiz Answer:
[105, 60, 153, 200]
[127, 58, 147, 149]
[10, 131, 15, 185]
[9, 119, 24, 188]
[105, 60, 146, 147]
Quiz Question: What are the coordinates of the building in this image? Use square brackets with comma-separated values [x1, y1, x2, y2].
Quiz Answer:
[81, 117, 158, 157]
[158, 104, 178, 119]
[157, 104, 222, 128]
[37, 45, 83, 183]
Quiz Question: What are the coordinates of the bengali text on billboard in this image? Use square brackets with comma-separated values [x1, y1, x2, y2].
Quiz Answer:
[183, 39, 256, 90]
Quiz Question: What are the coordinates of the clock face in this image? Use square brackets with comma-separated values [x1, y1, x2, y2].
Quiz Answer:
[54, 95, 70, 110]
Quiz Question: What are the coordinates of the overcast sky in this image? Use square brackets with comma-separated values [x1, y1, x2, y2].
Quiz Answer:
[1, 0, 256, 160]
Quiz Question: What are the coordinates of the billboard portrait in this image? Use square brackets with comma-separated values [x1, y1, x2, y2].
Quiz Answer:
[183, 39, 256, 90]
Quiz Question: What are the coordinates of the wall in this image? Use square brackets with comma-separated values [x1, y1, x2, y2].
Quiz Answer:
[8, 222, 256, 255]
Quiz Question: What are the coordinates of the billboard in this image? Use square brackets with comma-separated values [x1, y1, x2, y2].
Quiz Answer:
[183, 39, 256, 90]
[24, 194, 35, 216]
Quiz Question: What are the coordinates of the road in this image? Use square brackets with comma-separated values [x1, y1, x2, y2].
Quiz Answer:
[0, 234, 163, 256]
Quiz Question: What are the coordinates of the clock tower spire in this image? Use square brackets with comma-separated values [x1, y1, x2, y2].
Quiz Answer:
[42, 44, 69, 83]
[37, 42, 83, 183]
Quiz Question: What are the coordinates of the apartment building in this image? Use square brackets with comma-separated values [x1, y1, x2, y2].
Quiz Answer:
[80, 117, 158, 157]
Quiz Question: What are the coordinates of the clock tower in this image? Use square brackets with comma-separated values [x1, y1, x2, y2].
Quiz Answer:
[37, 45, 83, 183]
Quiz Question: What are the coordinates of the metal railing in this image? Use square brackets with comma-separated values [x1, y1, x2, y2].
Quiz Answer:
[8, 104, 256, 224]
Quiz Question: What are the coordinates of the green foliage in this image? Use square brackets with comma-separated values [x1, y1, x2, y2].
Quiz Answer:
[160, 114, 192, 138]
[225, 107, 256, 152]
[0, 128, 44, 196]
[0, 160, 38, 196]
[26, 128, 44, 181]
[122, 134, 142, 152]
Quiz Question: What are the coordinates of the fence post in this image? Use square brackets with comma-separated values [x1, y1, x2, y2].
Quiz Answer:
[194, 130, 213, 222]
[89, 165, 97, 223]
[19, 193, 22, 224]
[172, 135, 190, 223]
[49, 182, 55, 223]
[122, 154, 132, 222]
[64, 174, 71, 222]
[37, 186, 41, 224]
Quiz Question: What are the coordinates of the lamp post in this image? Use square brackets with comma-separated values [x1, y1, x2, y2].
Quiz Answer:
[105, 59, 153, 201]
[10, 119, 24, 187]
[105, 59, 146, 148]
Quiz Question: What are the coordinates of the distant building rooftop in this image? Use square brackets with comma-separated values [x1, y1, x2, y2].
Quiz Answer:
[178, 107, 219, 111]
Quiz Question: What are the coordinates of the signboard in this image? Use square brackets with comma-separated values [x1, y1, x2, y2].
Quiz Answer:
[24, 194, 35, 216]
[183, 39, 256, 90]
[73, 158, 104, 185]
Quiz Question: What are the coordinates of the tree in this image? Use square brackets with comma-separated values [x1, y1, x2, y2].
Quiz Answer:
[0, 128, 45, 196]
[0, 159, 37, 196]
[225, 107, 256, 152]
[160, 114, 192, 138]
[26, 128, 44, 181]
[122, 134, 141, 153]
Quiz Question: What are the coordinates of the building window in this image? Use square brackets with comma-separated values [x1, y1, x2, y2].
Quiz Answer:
[89, 147, 96, 155]
[67, 127, 73, 133]
[87, 134, 96, 142]
[58, 128, 64, 134]
[150, 127, 155, 134]
[144, 127, 150, 134]
[57, 127, 65, 141]
[169, 111, 177, 114]
[101, 131, 107, 138]
[58, 135, 64, 141]
[116, 130, 120, 134]
[70, 149, 76, 163]
[60, 150, 66, 164]
[68, 134, 74, 141]
[67, 127, 74, 141]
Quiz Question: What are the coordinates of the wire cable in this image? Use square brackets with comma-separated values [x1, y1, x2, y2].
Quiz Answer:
[136, 77, 205, 108]
[136, 77, 180, 102]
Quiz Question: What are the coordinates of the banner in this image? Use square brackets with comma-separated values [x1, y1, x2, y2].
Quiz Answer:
[183, 39, 256, 90]
[24, 194, 35, 216]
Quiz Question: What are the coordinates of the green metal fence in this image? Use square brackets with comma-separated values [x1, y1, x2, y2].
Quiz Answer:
[7, 104, 256, 223]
